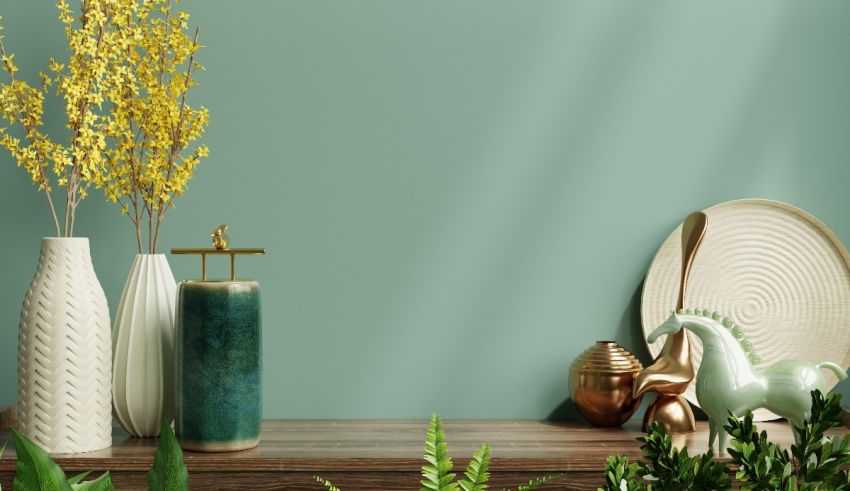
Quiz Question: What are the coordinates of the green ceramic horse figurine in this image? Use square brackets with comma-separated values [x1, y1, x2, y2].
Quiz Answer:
[647, 310, 848, 453]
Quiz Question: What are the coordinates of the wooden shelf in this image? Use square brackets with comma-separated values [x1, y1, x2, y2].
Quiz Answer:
[0, 419, 805, 490]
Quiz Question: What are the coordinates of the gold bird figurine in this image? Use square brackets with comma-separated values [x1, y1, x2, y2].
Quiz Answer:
[633, 330, 696, 433]
[212, 224, 230, 250]
[632, 211, 707, 434]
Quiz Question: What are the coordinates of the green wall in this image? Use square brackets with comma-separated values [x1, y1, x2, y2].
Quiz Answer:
[1, 0, 850, 420]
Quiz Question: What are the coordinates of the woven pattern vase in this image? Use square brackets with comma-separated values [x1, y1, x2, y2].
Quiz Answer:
[113, 254, 177, 437]
[18, 238, 112, 453]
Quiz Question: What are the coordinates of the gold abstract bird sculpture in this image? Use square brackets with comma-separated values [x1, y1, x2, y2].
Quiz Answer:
[633, 211, 707, 434]
[212, 224, 229, 250]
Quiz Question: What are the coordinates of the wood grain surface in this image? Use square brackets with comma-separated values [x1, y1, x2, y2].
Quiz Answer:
[0, 419, 811, 490]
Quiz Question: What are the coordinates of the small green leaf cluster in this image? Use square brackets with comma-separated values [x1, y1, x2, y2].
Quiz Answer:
[602, 391, 850, 491]
[316, 413, 564, 491]
[7, 418, 187, 491]
[725, 413, 793, 489]
[726, 391, 850, 490]
[603, 455, 641, 491]
[600, 422, 729, 491]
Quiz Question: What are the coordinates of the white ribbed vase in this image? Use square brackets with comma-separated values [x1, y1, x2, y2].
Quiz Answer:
[18, 238, 112, 453]
[112, 254, 177, 437]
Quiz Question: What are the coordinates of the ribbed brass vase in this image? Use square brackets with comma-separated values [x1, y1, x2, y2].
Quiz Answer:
[569, 341, 643, 427]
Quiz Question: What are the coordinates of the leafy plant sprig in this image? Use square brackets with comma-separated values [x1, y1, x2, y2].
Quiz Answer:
[602, 455, 641, 491]
[602, 391, 850, 491]
[147, 418, 189, 490]
[458, 443, 490, 491]
[421, 413, 457, 490]
[606, 422, 730, 490]
[8, 418, 187, 491]
[316, 413, 564, 491]
[726, 391, 850, 490]
[725, 410, 794, 489]
[791, 390, 850, 484]
[314, 476, 342, 491]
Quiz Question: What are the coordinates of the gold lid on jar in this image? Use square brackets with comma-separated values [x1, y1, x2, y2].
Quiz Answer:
[571, 341, 643, 373]
[171, 224, 265, 281]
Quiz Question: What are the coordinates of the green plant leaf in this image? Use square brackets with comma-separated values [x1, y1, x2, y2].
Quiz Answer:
[600, 420, 731, 490]
[67, 472, 92, 485]
[420, 414, 458, 491]
[502, 473, 565, 491]
[600, 455, 641, 491]
[723, 390, 850, 489]
[11, 428, 73, 491]
[70, 473, 114, 491]
[314, 475, 342, 491]
[600, 392, 850, 490]
[458, 444, 491, 491]
[147, 418, 188, 491]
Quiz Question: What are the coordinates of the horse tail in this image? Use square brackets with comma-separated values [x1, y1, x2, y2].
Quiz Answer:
[817, 362, 848, 381]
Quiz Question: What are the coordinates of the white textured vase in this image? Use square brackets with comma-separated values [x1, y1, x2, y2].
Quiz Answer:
[18, 238, 112, 453]
[112, 254, 177, 437]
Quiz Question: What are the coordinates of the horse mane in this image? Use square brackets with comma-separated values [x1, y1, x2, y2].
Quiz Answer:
[679, 308, 760, 366]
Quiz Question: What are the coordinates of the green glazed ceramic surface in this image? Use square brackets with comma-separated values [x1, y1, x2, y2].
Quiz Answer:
[176, 280, 262, 452]
[647, 310, 848, 453]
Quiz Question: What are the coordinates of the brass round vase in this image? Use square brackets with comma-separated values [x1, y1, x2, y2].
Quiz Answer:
[569, 341, 643, 427]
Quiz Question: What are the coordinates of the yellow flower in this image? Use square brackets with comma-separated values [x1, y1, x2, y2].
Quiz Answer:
[0, 0, 206, 242]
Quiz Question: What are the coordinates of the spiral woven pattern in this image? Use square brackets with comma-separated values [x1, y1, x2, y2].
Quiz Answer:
[642, 199, 850, 421]
[18, 238, 112, 453]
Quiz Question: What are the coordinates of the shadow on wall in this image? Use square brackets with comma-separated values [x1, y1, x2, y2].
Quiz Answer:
[547, 280, 647, 422]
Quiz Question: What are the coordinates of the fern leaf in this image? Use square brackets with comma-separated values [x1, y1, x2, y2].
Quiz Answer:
[458, 443, 491, 491]
[501, 473, 565, 491]
[420, 414, 459, 491]
[314, 475, 342, 491]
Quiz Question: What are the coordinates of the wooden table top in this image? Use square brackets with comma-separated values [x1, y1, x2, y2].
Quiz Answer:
[1, 419, 827, 489]
[0, 419, 803, 472]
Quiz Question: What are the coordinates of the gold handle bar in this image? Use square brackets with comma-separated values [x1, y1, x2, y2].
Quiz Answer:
[170, 248, 266, 281]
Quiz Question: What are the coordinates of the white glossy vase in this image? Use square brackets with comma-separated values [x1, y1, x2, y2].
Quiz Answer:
[112, 254, 177, 437]
[18, 238, 112, 453]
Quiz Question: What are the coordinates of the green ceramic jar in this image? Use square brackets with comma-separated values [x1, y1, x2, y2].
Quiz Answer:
[175, 280, 261, 452]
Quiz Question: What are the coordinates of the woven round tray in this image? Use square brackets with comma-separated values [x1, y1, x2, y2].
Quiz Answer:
[642, 199, 850, 421]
